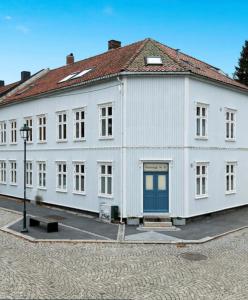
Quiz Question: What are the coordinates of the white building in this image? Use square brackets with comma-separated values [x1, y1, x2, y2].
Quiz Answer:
[1, 38, 248, 223]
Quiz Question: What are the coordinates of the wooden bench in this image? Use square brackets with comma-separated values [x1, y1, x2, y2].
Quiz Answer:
[29, 216, 59, 233]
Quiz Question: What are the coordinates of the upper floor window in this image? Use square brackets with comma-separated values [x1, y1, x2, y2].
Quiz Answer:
[196, 103, 208, 139]
[73, 109, 85, 141]
[99, 163, 113, 197]
[57, 112, 67, 141]
[25, 117, 33, 143]
[226, 109, 236, 141]
[56, 162, 67, 192]
[73, 162, 85, 194]
[226, 162, 236, 194]
[10, 120, 17, 144]
[10, 161, 17, 185]
[37, 115, 46, 142]
[26, 161, 33, 187]
[99, 104, 112, 138]
[0, 121, 7, 144]
[0, 161, 6, 184]
[196, 162, 208, 198]
[37, 161, 46, 189]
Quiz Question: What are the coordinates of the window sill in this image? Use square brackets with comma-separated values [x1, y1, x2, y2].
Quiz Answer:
[0, 144, 7, 146]
[73, 138, 86, 142]
[195, 137, 208, 141]
[195, 195, 208, 200]
[225, 139, 236, 142]
[56, 189, 67, 193]
[0, 182, 7, 185]
[73, 191, 86, 196]
[26, 186, 33, 189]
[38, 187, 47, 191]
[9, 143, 17, 145]
[98, 194, 113, 199]
[37, 141, 47, 144]
[56, 140, 68, 143]
[99, 137, 114, 141]
[225, 191, 236, 195]
[10, 183, 18, 186]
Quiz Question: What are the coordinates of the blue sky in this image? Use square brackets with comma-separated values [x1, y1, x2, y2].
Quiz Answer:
[0, 0, 247, 83]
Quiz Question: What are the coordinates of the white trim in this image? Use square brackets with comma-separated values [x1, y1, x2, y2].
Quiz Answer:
[72, 161, 86, 194]
[56, 161, 67, 192]
[195, 102, 208, 139]
[56, 110, 68, 142]
[98, 102, 113, 139]
[73, 107, 86, 141]
[195, 162, 208, 199]
[37, 114, 47, 143]
[225, 108, 236, 142]
[98, 162, 113, 198]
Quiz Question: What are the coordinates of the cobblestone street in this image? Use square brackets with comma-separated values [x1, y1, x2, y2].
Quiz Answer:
[0, 209, 248, 299]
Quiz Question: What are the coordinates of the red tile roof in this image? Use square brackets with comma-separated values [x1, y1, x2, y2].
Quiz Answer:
[0, 81, 21, 97]
[2, 38, 248, 106]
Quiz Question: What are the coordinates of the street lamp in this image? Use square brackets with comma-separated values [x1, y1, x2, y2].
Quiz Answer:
[20, 123, 31, 233]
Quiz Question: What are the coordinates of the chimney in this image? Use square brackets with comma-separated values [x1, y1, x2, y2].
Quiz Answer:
[21, 71, 31, 82]
[66, 53, 74, 65]
[0, 80, 4, 87]
[108, 40, 121, 50]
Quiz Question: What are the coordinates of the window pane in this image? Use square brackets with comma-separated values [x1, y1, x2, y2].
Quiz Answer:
[108, 106, 112, 116]
[145, 175, 153, 190]
[202, 119, 206, 136]
[101, 119, 106, 136]
[81, 175, 84, 192]
[101, 107, 106, 116]
[196, 119, 200, 136]
[158, 175, 166, 190]
[101, 177, 105, 193]
[76, 175, 79, 191]
[107, 165, 112, 174]
[196, 178, 200, 195]
[107, 177, 112, 194]
[202, 177, 206, 194]
[108, 118, 112, 135]
[101, 165, 105, 174]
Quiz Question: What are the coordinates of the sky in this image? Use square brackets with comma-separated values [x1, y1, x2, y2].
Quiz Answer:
[0, 0, 247, 84]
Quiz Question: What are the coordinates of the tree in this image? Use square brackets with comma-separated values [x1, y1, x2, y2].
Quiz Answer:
[234, 40, 248, 86]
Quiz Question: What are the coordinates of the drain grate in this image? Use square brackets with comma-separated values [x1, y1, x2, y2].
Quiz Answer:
[43, 215, 66, 221]
[180, 252, 207, 261]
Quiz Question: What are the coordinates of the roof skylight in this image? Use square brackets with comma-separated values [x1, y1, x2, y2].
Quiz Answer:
[58, 68, 92, 83]
[145, 57, 163, 65]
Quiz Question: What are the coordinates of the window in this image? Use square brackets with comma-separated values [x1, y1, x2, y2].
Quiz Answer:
[226, 162, 236, 194]
[73, 109, 85, 140]
[10, 161, 17, 185]
[226, 109, 236, 141]
[26, 161, 33, 187]
[73, 162, 85, 194]
[0, 161, 6, 184]
[57, 112, 67, 141]
[0, 121, 7, 144]
[56, 162, 67, 192]
[37, 162, 46, 189]
[145, 57, 163, 65]
[196, 163, 208, 198]
[58, 69, 92, 83]
[99, 163, 113, 197]
[37, 115, 46, 142]
[25, 117, 33, 143]
[9, 120, 17, 144]
[196, 104, 208, 138]
[99, 104, 112, 138]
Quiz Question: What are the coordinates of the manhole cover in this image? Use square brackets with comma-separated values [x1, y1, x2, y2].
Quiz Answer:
[180, 252, 207, 261]
[43, 215, 65, 221]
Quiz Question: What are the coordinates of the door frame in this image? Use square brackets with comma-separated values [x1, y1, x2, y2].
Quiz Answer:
[140, 159, 172, 217]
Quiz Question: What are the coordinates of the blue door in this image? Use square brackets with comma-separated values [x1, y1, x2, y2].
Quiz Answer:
[143, 171, 169, 213]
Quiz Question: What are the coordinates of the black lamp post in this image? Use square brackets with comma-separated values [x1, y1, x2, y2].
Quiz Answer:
[20, 123, 31, 233]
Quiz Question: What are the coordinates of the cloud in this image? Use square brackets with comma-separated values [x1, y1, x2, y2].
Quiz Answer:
[4, 15, 12, 21]
[16, 25, 29, 34]
[103, 6, 114, 16]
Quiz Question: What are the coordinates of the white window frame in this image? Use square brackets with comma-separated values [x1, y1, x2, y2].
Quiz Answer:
[99, 103, 113, 139]
[56, 111, 68, 142]
[9, 160, 17, 185]
[25, 117, 33, 143]
[26, 161, 33, 188]
[0, 160, 7, 184]
[98, 162, 113, 198]
[195, 162, 208, 199]
[195, 103, 208, 139]
[0, 121, 7, 145]
[225, 109, 236, 141]
[9, 119, 17, 144]
[225, 162, 237, 194]
[37, 115, 47, 143]
[73, 108, 86, 141]
[37, 161, 46, 190]
[73, 161, 86, 195]
[56, 161, 67, 192]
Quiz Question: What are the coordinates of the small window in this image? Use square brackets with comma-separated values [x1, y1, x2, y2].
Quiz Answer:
[0, 161, 6, 184]
[10, 161, 17, 185]
[58, 69, 92, 83]
[56, 162, 67, 192]
[0, 121, 7, 144]
[26, 161, 33, 187]
[25, 117, 33, 143]
[10, 120, 17, 144]
[73, 162, 85, 194]
[57, 112, 67, 141]
[99, 163, 113, 197]
[145, 57, 163, 65]
[226, 109, 236, 141]
[226, 162, 236, 194]
[195, 163, 208, 198]
[196, 103, 208, 139]
[37, 162, 46, 189]
[73, 109, 85, 140]
[99, 104, 113, 138]
[37, 115, 46, 142]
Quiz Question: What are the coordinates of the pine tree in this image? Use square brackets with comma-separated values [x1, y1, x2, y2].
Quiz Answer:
[234, 40, 248, 86]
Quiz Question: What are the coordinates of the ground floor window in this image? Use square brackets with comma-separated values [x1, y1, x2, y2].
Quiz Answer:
[56, 162, 67, 192]
[195, 163, 208, 198]
[73, 162, 85, 194]
[0, 161, 6, 184]
[38, 162, 46, 189]
[26, 161, 33, 187]
[10, 161, 17, 185]
[226, 162, 236, 194]
[99, 163, 112, 197]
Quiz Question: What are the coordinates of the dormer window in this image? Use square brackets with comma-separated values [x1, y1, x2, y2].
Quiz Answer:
[58, 69, 92, 83]
[145, 57, 163, 65]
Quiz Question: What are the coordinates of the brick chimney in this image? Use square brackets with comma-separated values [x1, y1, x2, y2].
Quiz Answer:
[21, 71, 31, 82]
[66, 53, 74, 65]
[108, 40, 121, 50]
[0, 80, 4, 87]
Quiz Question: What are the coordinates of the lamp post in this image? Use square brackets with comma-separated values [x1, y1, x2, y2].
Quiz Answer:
[20, 123, 31, 233]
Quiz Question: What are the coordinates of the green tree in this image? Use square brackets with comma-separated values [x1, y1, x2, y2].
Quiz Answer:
[235, 40, 248, 86]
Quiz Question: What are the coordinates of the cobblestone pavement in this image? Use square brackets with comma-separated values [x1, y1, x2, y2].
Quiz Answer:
[0, 209, 248, 300]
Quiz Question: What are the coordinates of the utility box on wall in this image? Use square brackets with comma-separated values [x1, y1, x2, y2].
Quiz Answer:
[99, 203, 119, 223]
